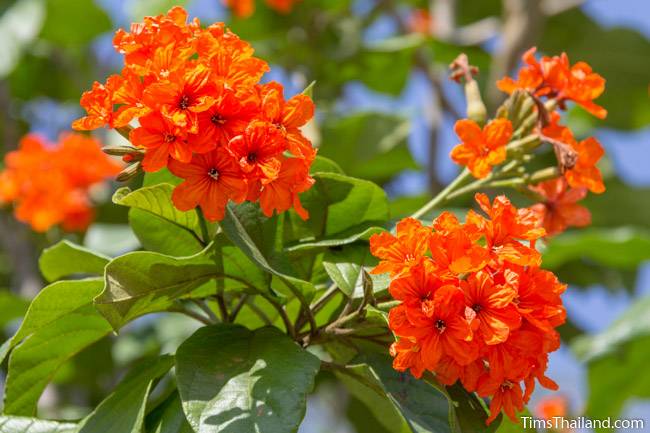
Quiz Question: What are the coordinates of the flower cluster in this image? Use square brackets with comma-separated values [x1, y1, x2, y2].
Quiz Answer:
[223, 0, 302, 18]
[448, 48, 606, 237]
[0, 134, 121, 232]
[370, 193, 566, 424]
[497, 47, 606, 119]
[73, 7, 316, 221]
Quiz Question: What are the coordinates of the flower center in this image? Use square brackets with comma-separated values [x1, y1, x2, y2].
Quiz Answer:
[435, 319, 446, 333]
[472, 303, 482, 313]
[247, 152, 257, 163]
[500, 380, 514, 391]
[208, 168, 219, 180]
[179, 94, 191, 110]
[211, 113, 226, 125]
[163, 133, 176, 143]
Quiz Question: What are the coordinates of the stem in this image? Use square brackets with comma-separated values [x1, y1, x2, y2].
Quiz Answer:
[230, 294, 249, 321]
[320, 361, 386, 396]
[260, 292, 296, 339]
[411, 168, 473, 219]
[196, 207, 210, 244]
[191, 299, 219, 323]
[171, 303, 214, 326]
[213, 293, 230, 323]
[310, 284, 340, 315]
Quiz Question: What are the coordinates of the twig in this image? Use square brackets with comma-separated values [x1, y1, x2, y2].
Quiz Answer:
[229, 294, 249, 321]
[191, 299, 219, 323]
[171, 303, 214, 326]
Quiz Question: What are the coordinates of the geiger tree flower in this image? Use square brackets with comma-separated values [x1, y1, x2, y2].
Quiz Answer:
[0, 134, 121, 232]
[73, 6, 316, 222]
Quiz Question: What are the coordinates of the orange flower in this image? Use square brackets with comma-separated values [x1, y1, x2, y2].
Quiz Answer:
[192, 85, 258, 151]
[451, 118, 513, 178]
[72, 80, 117, 130]
[535, 394, 568, 421]
[390, 337, 426, 379]
[227, 121, 287, 181]
[129, 112, 190, 172]
[264, 0, 302, 14]
[529, 178, 591, 236]
[461, 271, 521, 345]
[259, 82, 316, 162]
[370, 218, 431, 277]
[542, 115, 606, 194]
[478, 376, 525, 424]
[0, 133, 121, 232]
[421, 286, 478, 367]
[470, 193, 545, 267]
[371, 194, 566, 425]
[258, 157, 313, 220]
[143, 64, 217, 132]
[223, 0, 255, 18]
[168, 150, 248, 221]
[497, 47, 606, 119]
[408, 8, 433, 35]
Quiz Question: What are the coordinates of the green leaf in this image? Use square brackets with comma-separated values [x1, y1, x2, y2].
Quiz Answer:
[0, 416, 76, 433]
[319, 113, 418, 185]
[146, 392, 194, 433]
[322, 244, 377, 297]
[39, 240, 110, 282]
[126, 0, 189, 21]
[143, 168, 182, 187]
[221, 204, 316, 300]
[94, 245, 215, 330]
[3, 279, 112, 415]
[40, 0, 111, 47]
[541, 228, 650, 270]
[285, 173, 389, 252]
[336, 354, 452, 433]
[129, 208, 204, 256]
[113, 183, 202, 239]
[0, 0, 45, 78]
[176, 325, 321, 433]
[0, 292, 29, 328]
[95, 241, 268, 330]
[360, 35, 423, 95]
[572, 297, 650, 429]
[339, 354, 496, 433]
[11, 279, 105, 346]
[77, 356, 174, 433]
[309, 155, 344, 175]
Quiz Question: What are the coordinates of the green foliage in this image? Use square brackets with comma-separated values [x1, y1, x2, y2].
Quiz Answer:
[0, 292, 29, 328]
[176, 325, 321, 433]
[39, 240, 110, 282]
[573, 297, 650, 431]
[542, 228, 650, 271]
[113, 184, 204, 240]
[3, 279, 112, 415]
[0, 416, 76, 433]
[285, 173, 389, 252]
[319, 112, 418, 185]
[40, 0, 111, 47]
[146, 392, 194, 433]
[77, 356, 174, 433]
